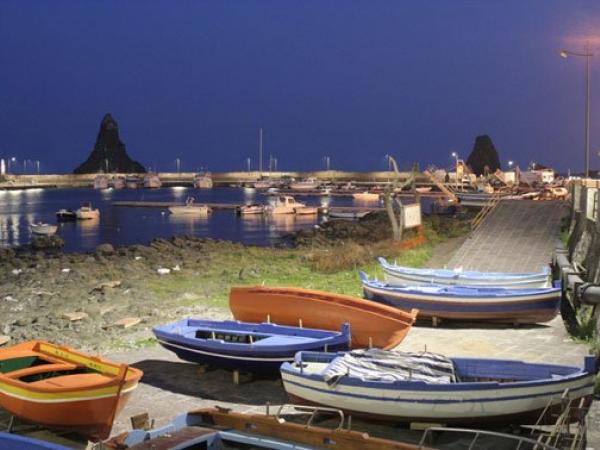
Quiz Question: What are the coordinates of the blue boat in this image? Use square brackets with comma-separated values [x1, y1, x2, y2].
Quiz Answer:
[360, 272, 561, 324]
[378, 257, 551, 288]
[0, 433, 70, 450]
[153, 319, 351, 373]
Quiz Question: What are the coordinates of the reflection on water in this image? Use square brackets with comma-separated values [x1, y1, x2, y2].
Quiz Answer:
[0, 187, 403, 252]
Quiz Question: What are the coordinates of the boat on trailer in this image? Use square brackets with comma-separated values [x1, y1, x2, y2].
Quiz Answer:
[104, 405, 428, 449]
[360, 272, 561, 324]
[0, 341, 143, 439]
[152, 319, 351, 373]
[378, 257, 552, 288]
[280, 349, 597, 425]
[229, 286, 417, 349]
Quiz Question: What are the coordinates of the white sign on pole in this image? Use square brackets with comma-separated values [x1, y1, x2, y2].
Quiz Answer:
[403, 203, 422, 229]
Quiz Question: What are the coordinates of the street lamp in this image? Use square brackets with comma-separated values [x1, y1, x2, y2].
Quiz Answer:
[560, 45, 594, 178]
[451, 152, 459, 190]
[175, 158, 181, 173]
[508, 160, 514, 169]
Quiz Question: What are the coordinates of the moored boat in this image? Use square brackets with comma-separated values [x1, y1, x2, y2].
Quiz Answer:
[328, 210, 369, 220]
[378, 257, 552, 288]
[289, 177, 320, 190]
[30, 222, 58, 236]
[75, 202, 100, 220]
[265, 195, 305, 214]
[93, 174, 110, 190]
[294, 206, 319, 215]
[280, 349, 597, 425]
[104, 406, 426, 449]
[229, 286, 417, 349]
[168, 197, 211, 215]
[360, 272, 561, 323]
[56, 208, 77, 221]
[0, 341, 143, 439]
[237, 203, 265, 215]
[125, 175, 141, 189]
[143, 173, 162, 188]
[352, 191, 380, 201]
[111, 176, 126, 189]
[153, 319, 351, 373]
[194, 172, 213, 189]
[0, 433, 70, 450]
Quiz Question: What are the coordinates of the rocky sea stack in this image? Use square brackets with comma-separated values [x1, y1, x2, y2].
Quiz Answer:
[74, 113, 145, 174]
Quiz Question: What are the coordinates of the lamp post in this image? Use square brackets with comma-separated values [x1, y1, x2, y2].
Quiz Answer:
[560, 45, 593, 178]
[175, 158, 181, 174]
[451, 152, 459, 190]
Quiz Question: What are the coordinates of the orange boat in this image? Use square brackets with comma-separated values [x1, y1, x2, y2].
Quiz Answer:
[0, 341, 143, 440]
[229, 286, 418, 349]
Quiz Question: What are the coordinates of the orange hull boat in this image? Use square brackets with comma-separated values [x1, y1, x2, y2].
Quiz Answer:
[229, 286, 418, 349]
[0, 341, 143, 440]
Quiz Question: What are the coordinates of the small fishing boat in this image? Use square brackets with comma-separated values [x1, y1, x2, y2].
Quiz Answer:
[352, 191, 379, 201]
[168, 197, 211, 216]
[30, 223, 58, 236]
[328, 210, 369, 220]
[294, 206, 319, 215]
[289, 177, 321, 190]
[229, 286, 417, 349]
[281, 349, 597, 425]
[75, 202, 100, 220]
[111, 176, 126, 189]
[0, 341, 143, 439]
[125, 175, 141, 189]
[0, 433, 70, 450]
[266, 196, 305, 215]
[194, 171, 213, 189]
[237, 203, 265, 215]
[93, 174, 109, 190]
[153, 319, 351, 373]
[378, 257, 552, 288]
[104, 406, 426, 449]
[56, 208, 77, 221]
[143, 173, 162, 188]
[253, 179, 274, 189]
[415, 186, 432, 194]
[360, 272, 561, 324]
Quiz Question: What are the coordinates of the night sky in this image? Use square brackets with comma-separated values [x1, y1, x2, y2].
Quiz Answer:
[1, 1, 600, 174]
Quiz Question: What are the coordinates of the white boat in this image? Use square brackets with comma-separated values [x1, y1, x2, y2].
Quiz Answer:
[294, 206, 319, 215]
[281, 349, 596, 425]
[237, 203, 265, 215]
[30, 223, 58, 236]
[289, 177, 321, 190]
[415, 187, 432, 194]
[266, 196, 305, 215]
[328, 210, 369, 220]
[168, 197, 211, 215]
[93, 174, 109, 190]
[253, 180, 273, 189]
[352, 191, 379, 201]
[143, 173, 162, 188]
[378, 257, 552, 288]
[56, 208, 77, 221]
[76, 203, 100, 220]
[194, 172, 213, 189]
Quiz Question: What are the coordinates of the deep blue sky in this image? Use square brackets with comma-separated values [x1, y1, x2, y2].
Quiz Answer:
[1, 1, 600, 173]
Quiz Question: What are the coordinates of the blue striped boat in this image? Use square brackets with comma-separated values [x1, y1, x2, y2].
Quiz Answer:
[281, 350, 597, 425]
[360, 272, 561, 323]
[378, 257, 551, 288]
[153, 319, 351, 373]
[0, 433, 70, 450]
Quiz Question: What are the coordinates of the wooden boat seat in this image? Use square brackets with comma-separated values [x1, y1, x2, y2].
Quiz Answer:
[27, 372, 113, 390]
[4, 363, 78, 379]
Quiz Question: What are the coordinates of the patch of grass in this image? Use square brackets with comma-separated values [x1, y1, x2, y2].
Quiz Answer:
[560, 229, 570, 248]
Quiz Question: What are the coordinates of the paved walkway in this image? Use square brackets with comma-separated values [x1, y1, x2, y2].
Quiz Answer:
[447, 200, 568, 272]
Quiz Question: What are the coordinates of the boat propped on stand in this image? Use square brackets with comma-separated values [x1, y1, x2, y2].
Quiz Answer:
[280, 349, 597, 425]
[229, 286, 417, 349]
[152, 319, 351, 373]
[0, 341, 143, 439]
[360, 272, 561, 324]
[378, 257, 552, 288]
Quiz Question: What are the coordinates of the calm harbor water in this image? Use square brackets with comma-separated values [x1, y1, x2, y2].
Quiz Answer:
[0, 187, 389, 252]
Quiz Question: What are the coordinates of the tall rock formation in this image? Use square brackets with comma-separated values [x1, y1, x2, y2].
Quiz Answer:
[74, 114, 145, 174]
[465, 135, 501, 176]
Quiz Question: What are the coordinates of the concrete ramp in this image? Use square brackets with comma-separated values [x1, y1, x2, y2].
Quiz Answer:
[447, 200, 567, 272]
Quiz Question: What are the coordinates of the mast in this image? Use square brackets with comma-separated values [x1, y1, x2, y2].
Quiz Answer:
[258, 128, 263, 175]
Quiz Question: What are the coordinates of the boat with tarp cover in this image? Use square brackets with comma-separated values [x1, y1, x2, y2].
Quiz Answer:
[229, 286, 417, 349]
[378, 257, 551, 288]
[280, 349, 597, 425]
[0, 341, 143, 439]
[360, 272, 561, 323]
[153, 319, 351, 373]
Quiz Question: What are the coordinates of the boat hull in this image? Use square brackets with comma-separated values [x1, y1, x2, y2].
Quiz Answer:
[361, 275, 561, 324]
[153, 320, 350, 373]
[229, 287, 417, 349]
[0, 432, 70, 450]
[378, 258, 551, 288]
[281, 354, 596, 425]
[168, 206, 210, 215]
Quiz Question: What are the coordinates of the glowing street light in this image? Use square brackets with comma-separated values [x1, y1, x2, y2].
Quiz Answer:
[508, 160, 514, 169]
[560, 45, 594, 178]
[451, 152, 459, 190]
